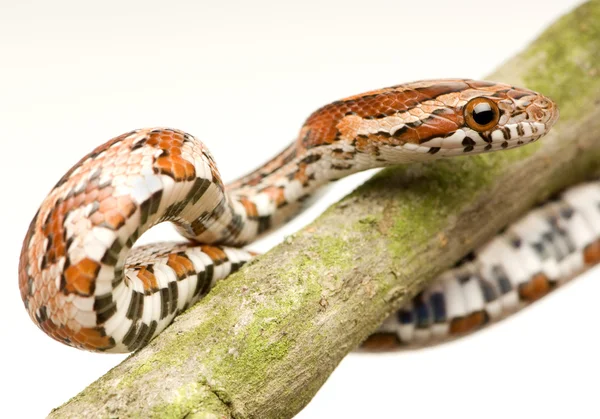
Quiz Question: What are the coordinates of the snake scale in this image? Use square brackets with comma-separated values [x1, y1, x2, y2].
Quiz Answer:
[19, 79, 575, 353]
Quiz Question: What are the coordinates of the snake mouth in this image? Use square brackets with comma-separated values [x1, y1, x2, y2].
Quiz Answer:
[383, 121, 549, 161]
[414, 121, 546, 152]
[379, 124, 546, 160]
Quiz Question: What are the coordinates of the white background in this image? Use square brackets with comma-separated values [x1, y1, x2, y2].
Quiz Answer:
[0, 1, 597, 418]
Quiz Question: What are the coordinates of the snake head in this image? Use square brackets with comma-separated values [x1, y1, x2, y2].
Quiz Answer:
[320, 79, 558, 161]
[452, 80, 559, 152]
[412, 79, 559, 156]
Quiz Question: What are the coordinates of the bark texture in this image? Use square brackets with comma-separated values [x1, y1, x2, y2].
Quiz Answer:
[51, 2, 600, 418]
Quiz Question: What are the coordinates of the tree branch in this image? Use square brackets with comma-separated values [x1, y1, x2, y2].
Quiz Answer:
[51, 2, 600, 418]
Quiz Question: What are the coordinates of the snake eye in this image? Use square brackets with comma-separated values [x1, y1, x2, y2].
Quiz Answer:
[464, 98, 500, 132]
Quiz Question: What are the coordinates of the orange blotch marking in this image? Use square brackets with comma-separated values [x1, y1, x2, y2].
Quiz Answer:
[584, 240, 600, 265]
[360, 333, 400, 351]
[261, 185, 286, 207]
[200, 245, 228, 264]
[170, 162, 190, 180]
[239, 197, 258, 217]
[42, 205, 69, 265]
[155, 156, 176, 174]
[301, 114, 339, 147]
[68, 326, 115, 350]
[146, 130, 197, 181]
[167, 253, 195, 279]
[136, 267, 158, 293]
[519, 273, 551, 301]
[449, 311, 487, 335]
[63, 258, 100, 296]
[43, 169, 117, 266]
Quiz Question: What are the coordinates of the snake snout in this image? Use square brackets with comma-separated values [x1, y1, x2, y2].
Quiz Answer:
[531, 94, 559, 130]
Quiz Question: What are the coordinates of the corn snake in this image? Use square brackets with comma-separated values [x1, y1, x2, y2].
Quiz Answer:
[18, 78, 567, 352]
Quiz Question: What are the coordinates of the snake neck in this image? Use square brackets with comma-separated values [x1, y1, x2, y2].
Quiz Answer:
[217, 132, 404, 245]
[176, 140, 363, 246]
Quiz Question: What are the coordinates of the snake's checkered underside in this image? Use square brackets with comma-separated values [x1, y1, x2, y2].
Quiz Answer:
[366, 183, 600, 349]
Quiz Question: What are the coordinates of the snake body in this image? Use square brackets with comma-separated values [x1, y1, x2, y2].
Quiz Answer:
[19, 79, 559, 352]
[366, 181, 600, 349]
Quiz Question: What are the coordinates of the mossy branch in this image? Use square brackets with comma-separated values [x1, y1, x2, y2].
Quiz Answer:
[51, 2, 600, 418]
